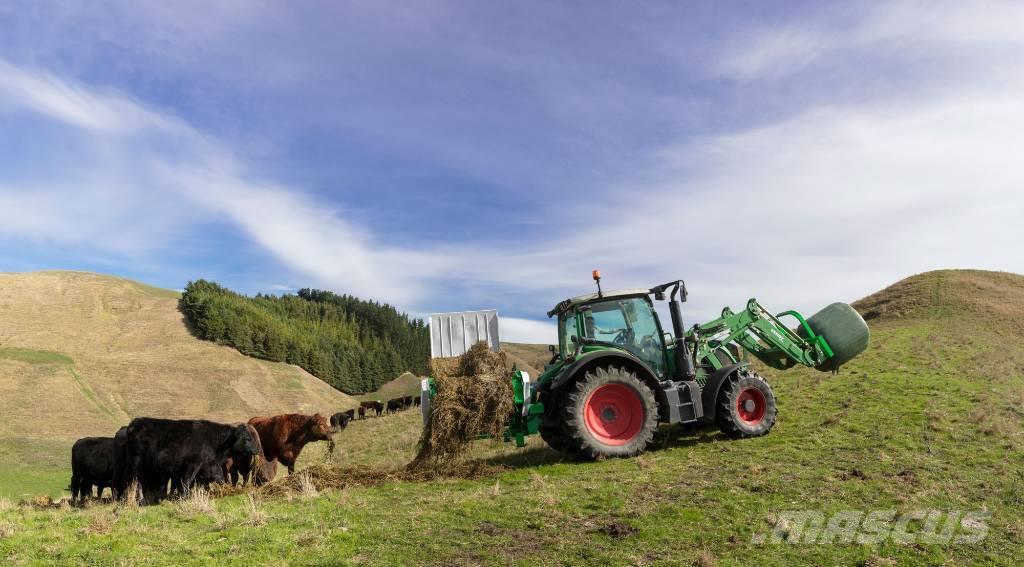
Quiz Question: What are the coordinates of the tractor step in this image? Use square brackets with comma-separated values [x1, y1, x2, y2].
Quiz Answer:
[659, 381, 703, 424]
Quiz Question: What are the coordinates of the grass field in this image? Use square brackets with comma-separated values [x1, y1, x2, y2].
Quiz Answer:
[1, 270, 1022, 565]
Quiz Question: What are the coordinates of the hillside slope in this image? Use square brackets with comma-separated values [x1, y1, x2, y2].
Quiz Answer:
[0, 271, 355, 464]
[501, 342, 551, 376]
[854, 269, 1024, 332]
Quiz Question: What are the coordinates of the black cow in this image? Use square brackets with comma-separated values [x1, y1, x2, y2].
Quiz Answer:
[123, 418, 260, 505]
[171, 461, 226, 497]
[357, 406, 366, 419]
[371, 400, 384, 417]
[386, 398, 404, 414]
[329, 411, 352, 432]
[402, 395, 414, 408]
[413, 394, 421, 407]
[224, 423, 267, 487]
[111, 426, 129, 500]
[70, 435, 118, 503]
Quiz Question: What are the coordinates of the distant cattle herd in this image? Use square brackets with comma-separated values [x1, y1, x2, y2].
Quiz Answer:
[69, 393, 422, 505]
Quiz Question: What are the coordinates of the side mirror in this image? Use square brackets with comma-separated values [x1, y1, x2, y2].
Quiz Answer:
[663, 332, 675, 345]
[548, 344, 557, 353]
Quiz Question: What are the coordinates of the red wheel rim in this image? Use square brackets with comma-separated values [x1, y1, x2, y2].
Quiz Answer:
[736, 387, 766, 425]
[583, 383, 644, 446]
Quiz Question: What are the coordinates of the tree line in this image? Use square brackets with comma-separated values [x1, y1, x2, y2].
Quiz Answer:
[179, 280, 430, 394]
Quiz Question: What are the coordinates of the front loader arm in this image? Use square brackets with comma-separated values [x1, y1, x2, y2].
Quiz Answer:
[691, 299, 832, 370]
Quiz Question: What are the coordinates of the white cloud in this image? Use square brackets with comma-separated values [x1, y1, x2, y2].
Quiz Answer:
[500, 317, 557, 345]
[168, 165, 450, 305]
[0, 59, 180, 133]
[0, 56, 447, 305]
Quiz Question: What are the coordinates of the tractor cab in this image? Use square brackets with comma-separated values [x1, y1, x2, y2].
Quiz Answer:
[547, 274, 696, 384]
[553, 290, 668, 377]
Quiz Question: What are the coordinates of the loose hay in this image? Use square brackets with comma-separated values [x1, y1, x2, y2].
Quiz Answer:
[256, 462, 505, 497]
[412, 343, 515, 468]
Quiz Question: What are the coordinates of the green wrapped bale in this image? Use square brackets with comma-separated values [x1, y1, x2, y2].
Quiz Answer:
[801, 302, 870, 371]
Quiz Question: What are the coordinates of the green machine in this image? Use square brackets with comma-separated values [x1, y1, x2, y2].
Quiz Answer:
[422, 272, 870, 459]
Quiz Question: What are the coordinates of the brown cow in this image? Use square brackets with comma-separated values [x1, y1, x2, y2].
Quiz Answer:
[247, 413, 333, 474]
[357, 406, 366, 419]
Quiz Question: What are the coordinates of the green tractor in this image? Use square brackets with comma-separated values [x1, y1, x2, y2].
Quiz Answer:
[422, 272, 870, 459]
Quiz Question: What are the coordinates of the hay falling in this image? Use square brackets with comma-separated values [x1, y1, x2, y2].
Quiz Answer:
[411, 342, 515, 469]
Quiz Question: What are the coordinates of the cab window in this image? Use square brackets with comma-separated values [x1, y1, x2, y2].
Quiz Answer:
[559, 312, 579, 354]
[579, 297, 665, 376]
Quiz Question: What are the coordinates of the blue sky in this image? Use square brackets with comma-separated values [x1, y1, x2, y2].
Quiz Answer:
[1, 1, 1022, 342]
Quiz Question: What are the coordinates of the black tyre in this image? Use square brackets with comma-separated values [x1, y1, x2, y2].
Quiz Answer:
[561, 366, 659, 459]
[539, 388, 574, 454]
[716, 370, 777, 438]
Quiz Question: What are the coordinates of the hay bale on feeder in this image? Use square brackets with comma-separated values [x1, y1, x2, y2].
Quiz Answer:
[411, 343, 515, 469]
[428, 356, 463, 380]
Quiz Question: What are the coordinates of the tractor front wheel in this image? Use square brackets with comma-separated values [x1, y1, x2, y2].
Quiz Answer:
[561, 366, 658, 459]
[716, 370, 777, 438]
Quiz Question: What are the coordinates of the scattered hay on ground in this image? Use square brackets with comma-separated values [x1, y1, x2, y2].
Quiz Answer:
[22, 495, 71, 510]
[244, 493, 267, 526]
[256, 462, 506, 497]
[412, 343, 515, 468]
[207, 482, 250, 499]
[175, 487, 215, 516]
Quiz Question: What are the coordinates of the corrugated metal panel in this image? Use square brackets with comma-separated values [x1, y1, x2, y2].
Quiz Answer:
[430, 310, 499, 358]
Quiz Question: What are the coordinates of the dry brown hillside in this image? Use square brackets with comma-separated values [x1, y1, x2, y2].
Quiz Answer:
[0, 271, 356, 453]
[500, 343, 551, 376]
[853, 269, 1024, 333]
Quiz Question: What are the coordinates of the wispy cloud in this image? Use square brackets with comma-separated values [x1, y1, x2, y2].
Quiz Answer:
[717, 0, 1024, 81]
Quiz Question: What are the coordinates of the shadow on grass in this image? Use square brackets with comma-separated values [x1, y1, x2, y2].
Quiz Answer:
[479, 424, 722, 471]
[651, 423, 723, 452]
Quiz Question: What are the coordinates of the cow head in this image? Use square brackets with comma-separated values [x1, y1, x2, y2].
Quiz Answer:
[308, 413, 333, 441]
[233, 424, 262, 457]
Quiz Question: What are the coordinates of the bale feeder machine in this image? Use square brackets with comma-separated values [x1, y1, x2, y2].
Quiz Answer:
[422, 272, 870, 459]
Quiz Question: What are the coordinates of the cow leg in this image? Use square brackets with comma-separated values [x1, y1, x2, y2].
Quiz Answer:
[181, 466, 201, 493]
[70, 474, 81, 504]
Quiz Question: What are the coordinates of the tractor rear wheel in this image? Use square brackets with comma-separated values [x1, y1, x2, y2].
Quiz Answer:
[561, 366, 658, 459]
[716, 370, 777, 438]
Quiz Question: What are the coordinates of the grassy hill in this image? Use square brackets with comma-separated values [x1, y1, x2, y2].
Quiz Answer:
[1, 269, 1022, 565]
[0, 271, 356, 491]
[501, 342, 552, 376]
[355, 371, 423, 402]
